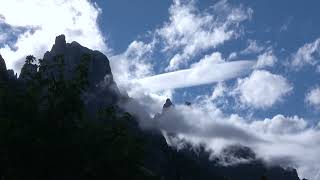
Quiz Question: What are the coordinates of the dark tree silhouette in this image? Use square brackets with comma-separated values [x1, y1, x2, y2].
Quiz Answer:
[25, 55, 36, 64]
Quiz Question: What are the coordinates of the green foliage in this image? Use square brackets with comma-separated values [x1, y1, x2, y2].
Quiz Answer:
[0, 54, 157, 180]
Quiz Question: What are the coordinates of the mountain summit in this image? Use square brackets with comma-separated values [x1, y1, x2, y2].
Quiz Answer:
[42, 35, 120, 114]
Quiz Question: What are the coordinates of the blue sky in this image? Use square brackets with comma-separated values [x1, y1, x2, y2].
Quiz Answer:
[1, 0, 320, 179]
[93, 0, 320, 121]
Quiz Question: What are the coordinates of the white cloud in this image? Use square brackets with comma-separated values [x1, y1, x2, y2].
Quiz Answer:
[109, 0, 254, 115]
[234, 70, 292, 109]
[291, 38, 320, 70]
[137, 60, 255, 92]
[157, 0, 252, 71]
[305, 87, 320, 110]
[151, 99, 320, 180]
[228, 52, 237, 60]
[0, 0, 108, 73]
[110, 40, 155, 89]
[190, 52, 225, 68]
[241, 40, 264, 55]
[255, 50, 277, 69]
[250, 114, 307, 134]
[210, 82, 227, 101]
[109, 39, 175, 115]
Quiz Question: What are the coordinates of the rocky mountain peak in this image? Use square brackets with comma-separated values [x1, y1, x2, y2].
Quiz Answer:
[51, 34, 67, 54]
[43, 34, 120, 115]
[163, 98, 173, 110]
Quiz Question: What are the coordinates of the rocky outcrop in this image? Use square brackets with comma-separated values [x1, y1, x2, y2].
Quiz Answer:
[41, 35, 120, 115]
[163, 98, 173, 110]
[0, 55, 8, 81]
[43, 35, 117, 90]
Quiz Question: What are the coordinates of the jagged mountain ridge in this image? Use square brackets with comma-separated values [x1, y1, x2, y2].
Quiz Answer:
[19, 35, 120, 116]
[0, 35, 302, 180]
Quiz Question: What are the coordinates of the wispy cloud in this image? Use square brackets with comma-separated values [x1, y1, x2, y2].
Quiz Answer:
[157, 0, 253, 71]
[305, 86, 320, 110]
[291, 38, 320, 71]
[240, 39, 265, 55]
[137, 60, 255, 92]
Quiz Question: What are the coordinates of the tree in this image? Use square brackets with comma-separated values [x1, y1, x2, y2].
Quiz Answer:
[25, 55, 36, 64]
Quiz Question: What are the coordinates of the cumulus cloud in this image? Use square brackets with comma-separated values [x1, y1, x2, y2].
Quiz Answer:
[0, 0, 108, 73]
[255, 50, 277, 69]
[250, 114, 307, 134]
[291, 38, 320, 70]
[157, 0, 252, 71]
[234, 70, 292, 109]
[305, 87, 320, 110]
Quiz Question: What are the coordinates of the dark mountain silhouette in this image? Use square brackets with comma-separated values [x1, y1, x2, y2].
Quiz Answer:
[0, 35, 302, 180]
[0, 55, 8, 81]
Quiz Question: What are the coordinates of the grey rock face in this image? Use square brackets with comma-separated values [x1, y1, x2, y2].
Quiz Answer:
[163, 98, 173, 110]
[43, 35, 116, 89]
[42, 35, 120, 115]
[0, 55, 8, 81]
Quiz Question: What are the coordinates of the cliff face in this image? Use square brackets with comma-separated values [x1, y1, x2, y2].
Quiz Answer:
[43, 35, 116, 89]
[40, 35, 120, 115]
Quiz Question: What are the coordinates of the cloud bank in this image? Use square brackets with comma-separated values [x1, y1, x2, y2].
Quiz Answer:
[152, 101, 320, 180]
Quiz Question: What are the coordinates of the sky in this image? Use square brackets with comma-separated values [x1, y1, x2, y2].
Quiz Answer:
[1, 0, 320, 179]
